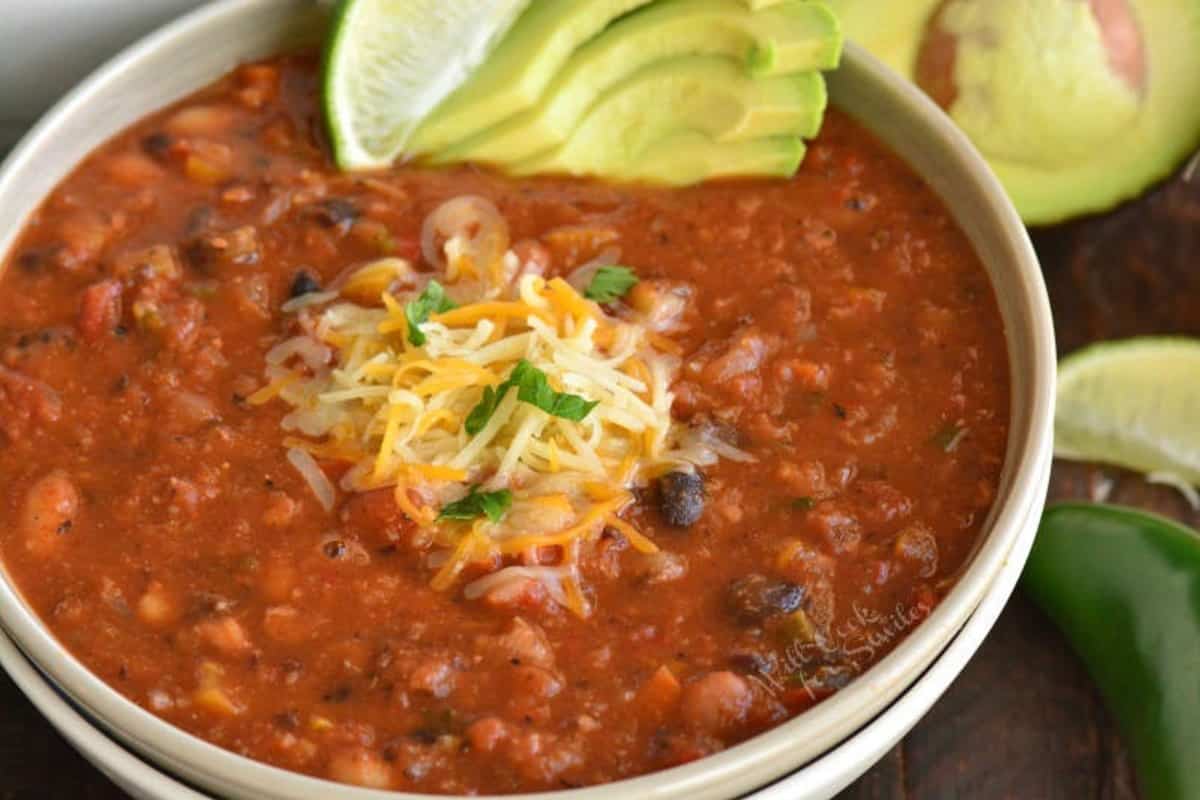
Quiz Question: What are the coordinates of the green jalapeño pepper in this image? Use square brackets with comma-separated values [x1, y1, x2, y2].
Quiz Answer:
[1023, 503, 1200, 800]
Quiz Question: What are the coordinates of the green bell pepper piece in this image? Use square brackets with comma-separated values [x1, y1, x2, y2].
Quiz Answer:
[1023, 503, 1200, 800]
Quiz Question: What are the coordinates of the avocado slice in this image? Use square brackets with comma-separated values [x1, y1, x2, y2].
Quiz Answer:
[431, 0, 841, 167]
[624, 131, 807, 184]
[408, 0, 658, 155]
[840, 0, 1200, 224]
[511, 55, 826, 180]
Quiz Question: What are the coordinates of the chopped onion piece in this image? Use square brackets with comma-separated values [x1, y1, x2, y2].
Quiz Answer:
[266, 336, 331, 371]
[463, 566, 569, 607]
[420, 195, 508, 272]
[281, 290, 338, 313]
[566, 246, 622, 293]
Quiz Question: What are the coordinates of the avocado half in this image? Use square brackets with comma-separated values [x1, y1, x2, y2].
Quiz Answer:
[824, 0, 941, 76]
[836, 0, 1200, 225]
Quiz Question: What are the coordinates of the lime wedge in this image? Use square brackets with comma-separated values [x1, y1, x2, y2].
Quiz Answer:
[1056, 337, 1200, 486]
[322, 0, 531, 170]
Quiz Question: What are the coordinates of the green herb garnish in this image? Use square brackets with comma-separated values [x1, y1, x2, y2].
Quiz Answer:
[931, 422, 968, 452]
[791, 496, 816, 511]
[437, 485, 513, 523]
[464, 359, 599, 435]
[584, 266, 639, 303]
[405, 280, 457, 346]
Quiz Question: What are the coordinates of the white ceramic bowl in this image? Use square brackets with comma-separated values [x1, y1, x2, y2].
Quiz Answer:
[0, 464, 1046, 800]
[0, 446, 1048, 800]
[0, 1, 1055, 798]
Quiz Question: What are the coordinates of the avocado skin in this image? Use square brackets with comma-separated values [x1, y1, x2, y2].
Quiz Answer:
[510, 55, 827, 180]
[433, 0, 840, 166]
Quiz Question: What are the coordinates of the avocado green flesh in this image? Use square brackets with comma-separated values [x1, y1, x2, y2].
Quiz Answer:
[986, 0, 1200, 224]
[834, 0, 1200, 224]
[511, 55, 825, 179]
[408, 0, 657, 154]
[621, 132, 806, 184]
[432, 0, 839, 166]
[824, 0, 941, 75]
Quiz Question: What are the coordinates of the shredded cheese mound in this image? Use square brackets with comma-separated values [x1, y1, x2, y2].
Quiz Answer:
[257, 201, 750, 616]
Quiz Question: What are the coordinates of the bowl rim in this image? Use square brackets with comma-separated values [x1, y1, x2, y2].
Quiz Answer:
[0, 1, 1056, 798]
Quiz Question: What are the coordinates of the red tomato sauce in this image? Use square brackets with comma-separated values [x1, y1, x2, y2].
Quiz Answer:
[0, 55, 1009, 793]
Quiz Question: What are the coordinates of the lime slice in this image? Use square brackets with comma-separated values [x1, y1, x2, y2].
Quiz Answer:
[322, 0, 531, 170]
[1056, 337, 1200, 486]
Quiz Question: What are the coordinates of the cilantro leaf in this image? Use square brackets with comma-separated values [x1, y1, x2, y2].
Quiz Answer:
[437, 485, 513, 523]
[405, 280, 457, 346]
[463, 359, 598, 436]
[464, 385, 502, 436]
[584, 266, 639, 303]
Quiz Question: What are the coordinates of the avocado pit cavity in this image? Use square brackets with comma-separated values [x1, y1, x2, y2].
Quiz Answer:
[915, 0, 1147, 169]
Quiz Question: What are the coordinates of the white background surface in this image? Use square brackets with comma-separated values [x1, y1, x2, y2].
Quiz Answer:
[0, 0, 208, 149]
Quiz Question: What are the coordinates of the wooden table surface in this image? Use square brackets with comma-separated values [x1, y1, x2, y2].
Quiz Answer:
[2, 161, 1198, 800]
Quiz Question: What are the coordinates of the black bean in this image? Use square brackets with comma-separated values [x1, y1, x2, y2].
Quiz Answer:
[659, 470, 704, 527]
[17, 250, 45, 273]
[182, 240, 214, 273]
[141, 132, 173, 160]
[290, 270, 322, 298]
[729, 650, 777, 675]
[726, 574, 805, 623]
[313, 198, 360, 231]
[273, 710, 300, 730]
[185, 206, 214, 236]
[322, 684, 352, 703]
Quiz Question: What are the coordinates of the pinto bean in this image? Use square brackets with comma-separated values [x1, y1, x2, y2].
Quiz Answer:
[103, 152, 164, 188]
[700, 326, 777, 384]
[195, 616, 252, 658]
[327, 747, 392, 789]
[482, 617, 555, 670]
[631, 551, 689, 584]
[466, 716, 509, 754]
[21, 470, 79, 557]
[408, 657, 456, 698]
[54, 210, 121, 272]
[77, 280, 124, 343]
[262, 605, 317, 645]
[137, 581, 180, 626]
[679, 671, 753, 736]
[0, 365, 62, 442]
[894, 523, 939, 578]
[165, 105, 237, 137]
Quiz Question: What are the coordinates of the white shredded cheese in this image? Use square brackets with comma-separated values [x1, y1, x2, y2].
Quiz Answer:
[256, 205, 752, 617]
[286, 447, 336, 512]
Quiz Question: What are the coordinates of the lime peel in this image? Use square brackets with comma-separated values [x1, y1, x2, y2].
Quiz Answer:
[322, 0, 531, 170]
[1055, 337, 1200, 498]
